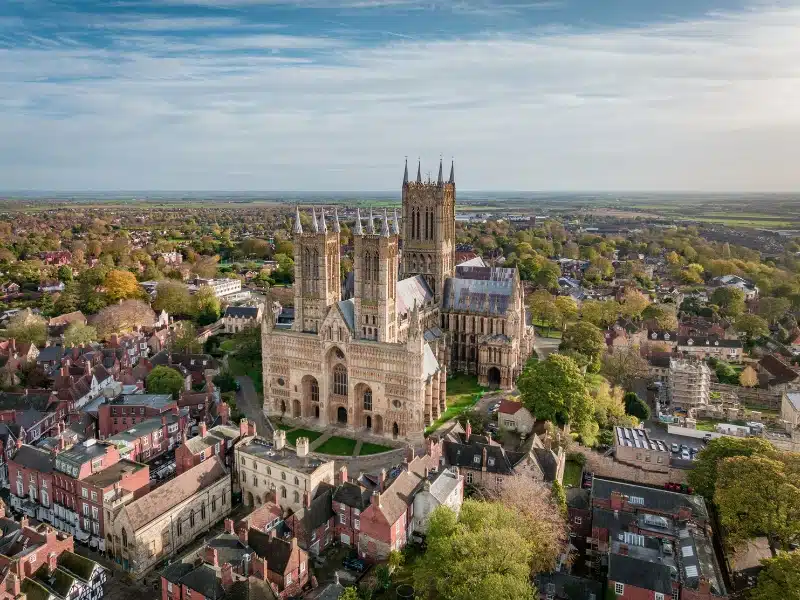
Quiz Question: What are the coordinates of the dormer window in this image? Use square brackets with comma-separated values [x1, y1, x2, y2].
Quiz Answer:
[473, 455, 481, 465]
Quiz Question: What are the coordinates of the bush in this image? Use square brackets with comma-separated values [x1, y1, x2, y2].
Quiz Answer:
[623, 391, 650, 421]
[213, 371, 238, 393]
[567, 451, 587, 466]
[598, 429, 615, 446]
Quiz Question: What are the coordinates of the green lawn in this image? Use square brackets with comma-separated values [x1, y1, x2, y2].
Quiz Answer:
[694, 419, 718, 432]
[532, 320, 563, 339]
[275, 423, 294, 431]
[563, 461, 583, 488]
[220, 339, 236, 352]
[227, 357, 263, 390]
[358, 442, 393, 456]
[315, 436, 358, 456]
[425, 374, 484, 435]
[285, 428, 323, 446]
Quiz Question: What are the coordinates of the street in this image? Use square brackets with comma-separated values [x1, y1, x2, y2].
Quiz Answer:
[533, 336, 561, 359]
[235, 375, 272, 436]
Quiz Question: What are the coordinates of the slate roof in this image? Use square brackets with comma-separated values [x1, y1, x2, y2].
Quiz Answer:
[677, 335, 742, 348]
[442, 435, 524, 475]
[178, 563, 226, 599]
[608, 552, 675, 596]
[113, 394, 174, 409]
[184, 424, 240, 454]
[591, 478, 709, 521]
[291, 483, 335, 533]
[535, 572, 602, 600]
[760, 354, 799, 385]
[396, 275, 434, 314]
[426, 469, 461, 504]
[123, 456, 228, 530]
[332, 481, 372, 510]
[0, 391, 53, 411]
[566, 488, 590, 511]
[36, 346, 64, 363]
[224, 306, 260, 319]
[11, 445, 55, 473]
[456, 256, 486, 268]
[247, 529, 298, 574]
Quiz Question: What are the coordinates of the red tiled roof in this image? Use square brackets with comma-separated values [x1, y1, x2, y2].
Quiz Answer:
[498, 399, 524, 415]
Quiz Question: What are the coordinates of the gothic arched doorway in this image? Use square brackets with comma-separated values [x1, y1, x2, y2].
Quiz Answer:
[337, 406, 348, 424]
[280, 400, 287, 413]
[487, 367, 501, 389]
[365, 415, 372, 430]
[246, 491, 254, 507]
[314, 405, 320, 419]
[392, 422, 399, 439]
[292, 399, 301, 418]
[374, 415, 383, 434]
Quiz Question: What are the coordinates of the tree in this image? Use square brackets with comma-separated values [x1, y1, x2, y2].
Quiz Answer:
[735, 313, 770, 341]
[63, 323, 98, 347]
[534, 261, 560, 291]
[751, 551, 800, 600]
[518, 354, 593, 428]
[642, 303, 678, 330]
[688, 436, 775, 500]
[4, 311, 47, 346]
[529, 291, 560, 334]
[600, 346, 649, 390]
[550, 480, 568, 518]
[559, 322, 605, 372]
[414, 502, 536, 600]
[103, 269, 142, 303]
[580, 299, 618, 328]
[758, 296, 791, 325]
[623, 391, 650, 421]
[153, 280, 193, 317]
[54, 283, 79, 315]
[146, 365, 185, 399]
[714, 360, 738, 384]
[711, 286, 746, 318]
[619, 289, 650, 320]
[94, 300, 155, 337]
[739, 365, 758, 387]
[554, 296, 578, 326]
[38, 293, 55, 318]
[172, 321, 200, 353]
[715, 454, 800, 554]
[337, 588, 359, 600]
[193, 285, 221, 325]
[57, 265, 73, 282]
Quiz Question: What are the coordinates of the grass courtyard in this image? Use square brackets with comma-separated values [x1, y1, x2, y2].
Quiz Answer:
[315, 436, 358, 456]
[285, 428, 323, 446]
[425, 374, 484, 435]
[563, 460, 583, 488]
[358, 442, 394, 456]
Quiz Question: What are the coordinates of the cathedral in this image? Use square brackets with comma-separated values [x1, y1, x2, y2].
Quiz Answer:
[261, 159, 534, 443]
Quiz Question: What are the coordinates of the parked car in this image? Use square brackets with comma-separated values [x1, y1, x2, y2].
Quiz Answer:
[681, 450, 690, 460]
[671, 443, 679, 453]
[343, 556, 367, 573]
[702, 433, 713, 443]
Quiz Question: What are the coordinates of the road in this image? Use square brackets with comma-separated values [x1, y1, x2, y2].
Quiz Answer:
[235, 375, 272, 436]
[533, 336, 561, 359]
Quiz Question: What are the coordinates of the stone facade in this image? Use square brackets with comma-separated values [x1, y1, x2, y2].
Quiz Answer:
[262, 160, 533, 442]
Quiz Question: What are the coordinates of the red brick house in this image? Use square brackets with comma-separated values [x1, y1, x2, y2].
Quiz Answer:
[96, 393, 177, 439]
[332, 465, 371, 550]
[174, 419, 242, 475]
[107, 412, 187, 463]
[246, 528, 309, 598]
[39, 250, 72, 266]
[284, 484, 335, 556]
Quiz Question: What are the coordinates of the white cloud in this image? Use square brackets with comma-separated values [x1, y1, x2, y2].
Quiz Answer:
[3, 3, 800, 190]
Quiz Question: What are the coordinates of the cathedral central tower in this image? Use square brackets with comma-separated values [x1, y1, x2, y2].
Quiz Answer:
[400, 158, 456, 301]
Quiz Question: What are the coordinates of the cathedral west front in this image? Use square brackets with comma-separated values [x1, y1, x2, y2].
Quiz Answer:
[261, 159, 534, 443]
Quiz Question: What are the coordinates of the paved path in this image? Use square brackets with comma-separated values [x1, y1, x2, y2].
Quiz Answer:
[308, 430, 333, 451]
[352, 440, 363, 457]
[533, 336, 561, 359]
[235, 375, 271, 436]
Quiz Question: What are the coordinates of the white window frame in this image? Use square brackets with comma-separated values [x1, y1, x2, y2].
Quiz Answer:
[614, 582, 624, 595]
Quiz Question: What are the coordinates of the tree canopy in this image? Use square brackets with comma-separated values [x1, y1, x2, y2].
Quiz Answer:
[4, 310, 47, 346]
[710, 286, 746, 318]
[642, 303, 678, 330]
[103, 269, 142, 302]
[146, 365, 185, 399]
[687, 436, 775, 500]
[735, 313, 770, 341]
[518, 353, 593, 428]
[751, 551, 800, 600]
[559, 322, 605, 372]
[153, 280, 194, 317]
[623, 391, 650, 421]
[95, 300, 155, 337]
[63, 323, 98, 347]
[600, 345, 649, 390]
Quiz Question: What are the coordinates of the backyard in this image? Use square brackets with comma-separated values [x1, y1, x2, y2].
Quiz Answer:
[425, 374, 484, 435]
[563, 460, 583, 488]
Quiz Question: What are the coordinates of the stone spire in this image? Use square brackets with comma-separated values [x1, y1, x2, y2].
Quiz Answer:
[437, 157, 443, 186]
[367, 207, 375, 235]
[380, 208, 390, 237]
[354, 208, 363, 235]
[392, 208, 400, 235]
[403, 158, 408, 187]
[319, 206, 328, 233]
[333, 207, 341, 233]
[416, 159, 422, 184]
[293, 206, 303, 234]
[310, 207, 319, 233]
[449, 159, 455, 184]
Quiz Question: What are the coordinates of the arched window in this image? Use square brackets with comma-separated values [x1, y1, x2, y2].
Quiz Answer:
[281, 487, 287, 499]
[311, 380, 319, 403]
[122, 528, 128, 548]
[363, 388, 372, 411]
[201, 502, 206, 520]
[294, 491, 300, 503]
[190, 510, 195, 528]
[294, 476, 299, 485]
[373, 255, 379, 282]
[281, 472, 286, 481]
[267, 467, 271, 475]
[333, 364, 348, 396]
[364, 252, 371, 281]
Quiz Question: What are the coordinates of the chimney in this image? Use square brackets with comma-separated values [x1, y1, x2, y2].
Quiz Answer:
[239, 418, 249, 438]
[296, 437, 309, 458]
[252, 556, 268, 581]
[698, 577, 711, 594]
[465, 420, 472, 442]
[371, 490, 381, 508]
[274, 430, 286, 451]
[199, 422, 207, 438]
[224, 518, 234, 534]
[337, 465, 348, 485]
[20, 517, 29, 529]
[218, 402, 230, 425]
[161, 414, 167, 427]
[481, 447, 488, 471]
[5, 573, 20, 596]
[379, 469, 386, 491]
[16, 438, 23, 450]
[221, 563, 234, 589]
[405, 444, 414, 464]
[610, 491, 624, 511]
[204, 546, 219, 566]
[237, 527, 248, 546]
[247, 420, 257, 437]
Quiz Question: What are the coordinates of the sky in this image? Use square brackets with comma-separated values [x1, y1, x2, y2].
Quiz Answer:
[2, 0, 800, 192]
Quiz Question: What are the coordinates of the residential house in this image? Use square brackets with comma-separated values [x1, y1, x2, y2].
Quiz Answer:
[758, 354, 800, 392]
[96, 393, 177, 439]
[8, 439, 149, 550]
[676, 336, 743, 363]
[284, 484, 335, 556]
[0, 340, 39, 387]
[0, 390, 61, 445]
[534, 572, 602, 600]
[37, 346, 65, 372]
[781, 392, 800, 429]
[410, 467, 464, 534]
[0, 502, 109, 600]
[178, 385, 220, 427]
[235, 429, 335, 513]
[497, 399, 535, 435]
[152, 352, 220, 386]
[331, 466, 371, 550]
[160, 252, 183, 266]
[223, 305, 263, 334]
[0, 282, 21, 295]
[107, 413, 186, 463]
[247, 528, 309, 598]
[174, 420, 242, 475]
[710, 274, 758, 301]
[53, 361, 115, 412]
[106, 332, 150, 367]
[39, 281, 66, 294]
[39, 251, 73, 266]
[108, 456, 231, 577]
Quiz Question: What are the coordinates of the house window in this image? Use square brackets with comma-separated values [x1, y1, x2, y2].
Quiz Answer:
[282, 472, 286, 481]
[466, 472, 473, 484]
[201, 503, 206, 520]
[614, 582, 624, 595]
[91, 491, 97, 501]
[472, 455, 480, 465]
[286, 573, 292, 586]
[354, 519, 360, 530]
[281, 487, 287, 499]
[339, 514, 346, 525]
[294, 491, 300, 503]
[655, 594, 664, 600]
[294, 476, 299, 485]
[215, 443, 220, 454]
[82, 488, 88, 498]
[300, 562, 306, 573]
[574, 517, 582, 525]
[496, 476, 503, 486]
[241, 457, 245, 465]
